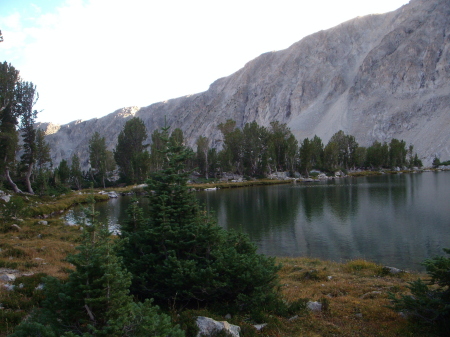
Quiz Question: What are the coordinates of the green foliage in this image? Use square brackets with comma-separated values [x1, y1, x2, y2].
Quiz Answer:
[11, 197, 183, 337]
[433, 156, 441, 168]
[121, 126, 281, 313]
[114, 117, 149, 184]
[35, 129, 51, 171]
[388, 138, 408, 168]
[299, 138, 312, 176]
[56, 159, 70, 186]
[389, 248, 450, 335]
[70, 154, 83, 190]
[1, 195, 29, 219]
[88, 132, 115, 188]
[196, 135, 210, 178]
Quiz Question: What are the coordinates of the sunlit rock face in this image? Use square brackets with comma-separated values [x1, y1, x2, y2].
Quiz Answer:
[39, 0, 450, 169]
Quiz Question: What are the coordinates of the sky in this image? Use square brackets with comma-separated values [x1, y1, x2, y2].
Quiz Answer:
[1, 0, 409, 125]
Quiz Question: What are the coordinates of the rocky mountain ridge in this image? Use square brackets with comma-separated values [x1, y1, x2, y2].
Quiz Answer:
[39, 0, 450, 168]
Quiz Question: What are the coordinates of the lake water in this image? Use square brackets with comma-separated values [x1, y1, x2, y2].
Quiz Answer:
[64, 171, 450, 271]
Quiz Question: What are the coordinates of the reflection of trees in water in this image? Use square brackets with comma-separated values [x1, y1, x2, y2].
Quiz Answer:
[364, 175, 407, 210]
[299, 185, 326, 221]
[326, 182, 359, 221]
[198, 185, 302, 240]
[298, 180, 359, 222]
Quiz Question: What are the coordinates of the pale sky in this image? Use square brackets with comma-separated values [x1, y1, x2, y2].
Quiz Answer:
[1, 0, 409, 125]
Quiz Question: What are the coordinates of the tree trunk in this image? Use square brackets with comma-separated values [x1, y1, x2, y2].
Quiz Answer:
[25, 162, 34, 194]
[5, 167, 22, 193]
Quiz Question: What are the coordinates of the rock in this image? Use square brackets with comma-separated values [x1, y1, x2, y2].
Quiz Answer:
[0, 273, 16, 282]
[254, 323, 267, 331]
[38, 220, 48, 226]
[107, 191, 119, 198]
[3, 284, 15, 291]
[0, 194, 11, 203]
[307, 301, 322, 312]
[35, 283, 44, 290]
[384, 266, 404, 274]
[11, 224, 21, 231]
[360, 291, 383, 299]
[35, 0, 450, 170]
[224, 314, 232, 320]
[196, 316, 240, 337]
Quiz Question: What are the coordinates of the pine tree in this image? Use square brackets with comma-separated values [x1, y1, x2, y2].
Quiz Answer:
[121, 126, 281, 311]
[114, 117, 149, 184]
[10, 196, 183, 337]
[70, 154, 83, 190]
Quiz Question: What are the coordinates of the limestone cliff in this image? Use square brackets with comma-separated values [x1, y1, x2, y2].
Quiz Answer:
[39, 0, 450, 168]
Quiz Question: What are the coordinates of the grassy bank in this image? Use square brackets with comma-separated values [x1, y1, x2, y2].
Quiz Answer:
[189, 179, 293, 190]
[0, 213, 428, 336]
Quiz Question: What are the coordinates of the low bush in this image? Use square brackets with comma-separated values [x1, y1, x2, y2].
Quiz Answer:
[389, 248, 450, 336]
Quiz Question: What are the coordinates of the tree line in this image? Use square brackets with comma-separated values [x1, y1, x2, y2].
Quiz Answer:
[10, 127, 288, 336]
[105, 117, 423, 185]
[1, 61, 424, 194]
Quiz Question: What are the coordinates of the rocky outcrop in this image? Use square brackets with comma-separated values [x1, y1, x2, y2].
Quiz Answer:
[39, 0, 450, 168]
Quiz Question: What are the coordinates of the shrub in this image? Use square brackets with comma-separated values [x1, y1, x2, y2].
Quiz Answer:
[120, 126, 281, 313]
[389, 248, 450, 335]
[10, 198, 184, 337]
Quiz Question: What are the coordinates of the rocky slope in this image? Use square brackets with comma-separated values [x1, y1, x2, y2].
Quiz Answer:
[39, 0, 450, 168]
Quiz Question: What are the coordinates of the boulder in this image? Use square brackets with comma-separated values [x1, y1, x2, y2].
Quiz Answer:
[0, 194, 11, 203]
[107, 191, 119, 198]
[196, 316, 240, 337]
[384, 266, 405, 274]
[0, 273, 16, 282]
[307, 301, 322, 312]
[360, 291, 383, 299]
[11, 224, 21, 231]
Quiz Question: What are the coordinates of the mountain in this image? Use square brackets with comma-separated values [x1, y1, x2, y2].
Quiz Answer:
[38, 0, 450, 168]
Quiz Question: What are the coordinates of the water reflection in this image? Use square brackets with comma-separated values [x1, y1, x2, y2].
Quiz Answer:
[64, 172, 450, 271]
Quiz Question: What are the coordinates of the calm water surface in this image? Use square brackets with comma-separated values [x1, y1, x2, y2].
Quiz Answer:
[65, 171, 450, 271]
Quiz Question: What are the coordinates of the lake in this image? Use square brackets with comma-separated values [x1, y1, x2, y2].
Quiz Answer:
[64, 171, 450, 271]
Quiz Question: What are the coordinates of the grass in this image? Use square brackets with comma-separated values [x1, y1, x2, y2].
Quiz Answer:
[0, 212, 429, 336]
[0, 188, 435, 336]
[189, 179, 293, 190]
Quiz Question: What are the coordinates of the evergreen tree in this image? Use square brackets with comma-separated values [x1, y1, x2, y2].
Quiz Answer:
[0, 105, 21, 192]
[0, 62, 25, 192]
[1, 63, 41, 193]
[56, 159, 70, 186]
[218, 119, 244, 174]
[196, 135, 209, 178]
[70, 154, 83, 190]
[388, 138, 407, 168]
[310, 135, 324, 170]
[35, 129, 51, 171]
[242, 121, 270, 177]
[120, 126, 280, 311]
[10, 197, 183, 337]
[18, 82, 38, 194]
[34, 129, 52, 195]
[299, 138, 312, 177]
[149, 129, 165, 172]
[114, 117, 149, 184]
[389, 248, 450, 335]
[88, 132, 113, 188]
